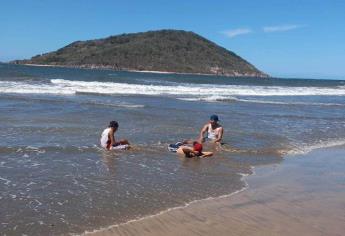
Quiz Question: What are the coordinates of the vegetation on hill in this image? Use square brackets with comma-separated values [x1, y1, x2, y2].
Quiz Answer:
[13, 30, 268, 77]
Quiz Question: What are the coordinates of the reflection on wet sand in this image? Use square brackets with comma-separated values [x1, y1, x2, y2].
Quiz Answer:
[85, 147, 345, 236]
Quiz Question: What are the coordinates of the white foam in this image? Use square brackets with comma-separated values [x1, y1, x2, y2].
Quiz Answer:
[287, 138, 345, 155]
[86, 101, 145, 108]
[51, 79, 345, 96]
[178, 96, 345, 107]
[0, 81, 75, 94]
[177, 95, 236, 102]
[0, 176, 11, 185]
[1, 79, 345, 97]
[110, 144, 130, 150]
[228, 98, 345, 106]
[117, 104, 145, 108]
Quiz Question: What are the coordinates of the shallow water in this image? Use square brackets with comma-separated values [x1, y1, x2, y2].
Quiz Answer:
[84, 147, 345, 236]
[0, 64, 345, 235]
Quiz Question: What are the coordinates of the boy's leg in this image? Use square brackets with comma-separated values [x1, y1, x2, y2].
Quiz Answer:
[114, 139, 130, 146]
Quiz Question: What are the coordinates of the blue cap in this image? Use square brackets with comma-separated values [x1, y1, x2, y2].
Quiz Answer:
[210, 114, 219, 122]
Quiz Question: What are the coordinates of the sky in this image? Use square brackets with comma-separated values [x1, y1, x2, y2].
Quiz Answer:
[1, 0, 345, 79]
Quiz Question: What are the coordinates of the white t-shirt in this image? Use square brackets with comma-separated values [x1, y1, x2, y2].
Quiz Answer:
[100, 127, 111, 148]
[207, 124, 222, 140]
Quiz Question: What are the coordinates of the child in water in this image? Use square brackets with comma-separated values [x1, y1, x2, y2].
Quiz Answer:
[100, 121, 130, 150]
[177, 141, 213, 158]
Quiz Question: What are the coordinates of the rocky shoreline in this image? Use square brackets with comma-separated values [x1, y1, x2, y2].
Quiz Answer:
[11, 62, 269, 78]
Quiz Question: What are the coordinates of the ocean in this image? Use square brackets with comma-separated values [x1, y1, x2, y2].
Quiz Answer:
[1, 63, 345, 235]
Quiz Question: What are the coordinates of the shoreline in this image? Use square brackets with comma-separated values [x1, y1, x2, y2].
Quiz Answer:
[81, 171, 253, 236]
[9, 63, 269, 78]
[82, 145, 345, 236]
[82, 186, 249, 235]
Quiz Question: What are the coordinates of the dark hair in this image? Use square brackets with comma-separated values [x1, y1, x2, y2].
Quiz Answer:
[109, 121, 119, 128]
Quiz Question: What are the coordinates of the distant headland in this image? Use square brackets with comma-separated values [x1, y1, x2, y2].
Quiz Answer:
[11, 29, 268, 77]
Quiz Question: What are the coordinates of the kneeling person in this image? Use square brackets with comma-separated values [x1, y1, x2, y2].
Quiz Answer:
[198, 114, 223, 144]
[100, 121, 130, 150]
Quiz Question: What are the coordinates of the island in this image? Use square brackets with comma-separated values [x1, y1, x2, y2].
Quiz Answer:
[12, 29, 268, 77]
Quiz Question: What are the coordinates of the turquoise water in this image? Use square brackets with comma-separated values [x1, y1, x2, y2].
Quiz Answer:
[0, 63, 345, 235]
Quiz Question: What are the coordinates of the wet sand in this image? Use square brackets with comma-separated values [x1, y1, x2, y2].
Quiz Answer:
[84, 147, 345, 236]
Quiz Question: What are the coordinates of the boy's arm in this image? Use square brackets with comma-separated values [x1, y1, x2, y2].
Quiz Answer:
[108, 129, 116, 146]
[198, 124, 208, 143]
[200, 152, 213, 158]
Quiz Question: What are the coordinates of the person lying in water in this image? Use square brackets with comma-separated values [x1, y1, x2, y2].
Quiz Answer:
[177, 141, 213, 158]
[184, 114, 224, 145]
[100, 121, 130, 150]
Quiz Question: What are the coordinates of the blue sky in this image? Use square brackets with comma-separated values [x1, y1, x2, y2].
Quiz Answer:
[1, 0, 344, 79]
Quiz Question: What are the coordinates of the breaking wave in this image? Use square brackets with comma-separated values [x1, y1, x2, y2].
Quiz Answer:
[287, 138, 345, 155]
[0, 79, 345, 97]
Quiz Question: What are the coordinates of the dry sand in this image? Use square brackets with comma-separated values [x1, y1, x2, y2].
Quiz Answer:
[84, 147, 345, 236]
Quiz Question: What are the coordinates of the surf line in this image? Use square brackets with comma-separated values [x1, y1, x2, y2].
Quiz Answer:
[80, 167, 253, 235]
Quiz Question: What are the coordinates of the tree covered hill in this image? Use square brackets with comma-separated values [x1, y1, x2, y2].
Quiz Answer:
[13, 30, 268, 77]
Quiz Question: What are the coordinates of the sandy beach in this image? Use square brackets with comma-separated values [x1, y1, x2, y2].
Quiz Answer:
[84, 147, 345, 236]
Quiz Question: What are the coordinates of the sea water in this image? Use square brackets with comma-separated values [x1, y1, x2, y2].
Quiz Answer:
[0, 63, 344, 235]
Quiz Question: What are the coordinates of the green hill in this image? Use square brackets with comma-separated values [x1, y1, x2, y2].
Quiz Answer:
[12, 29, 268, 77]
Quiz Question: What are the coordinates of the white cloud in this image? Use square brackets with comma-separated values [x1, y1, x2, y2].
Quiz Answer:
[263, 24, 306, 32]
[221, 28, 253, 38]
